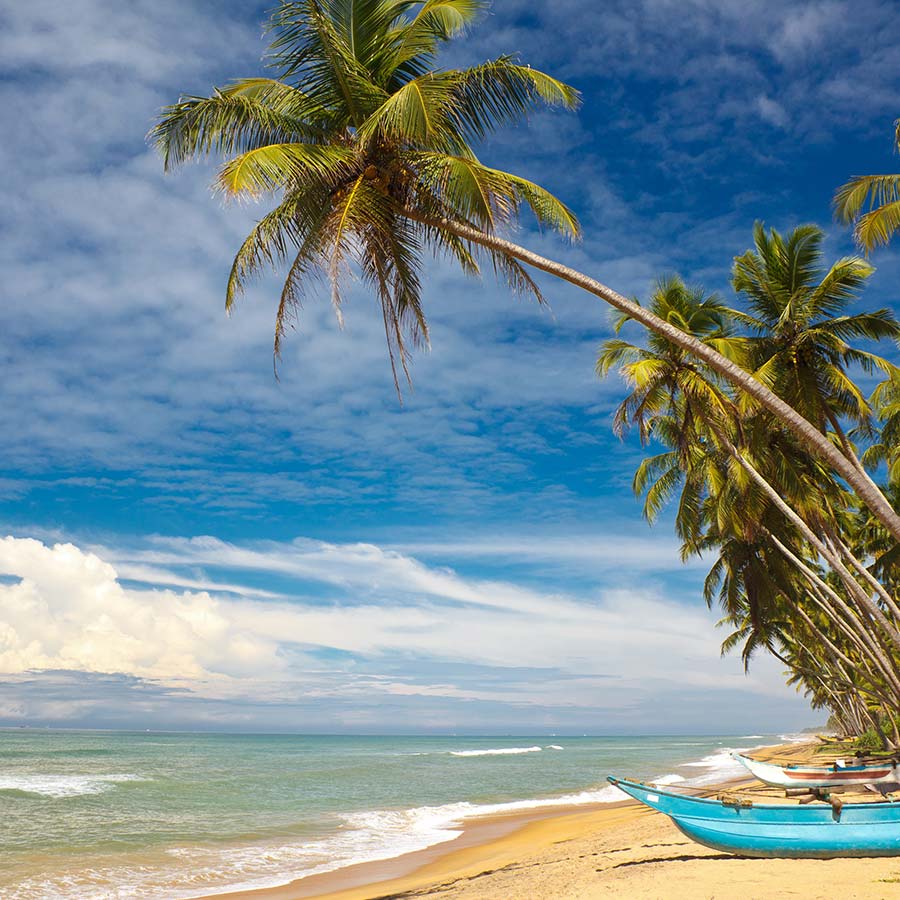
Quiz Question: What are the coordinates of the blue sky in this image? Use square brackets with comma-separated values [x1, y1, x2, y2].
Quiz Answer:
[1, 0, 898, 733]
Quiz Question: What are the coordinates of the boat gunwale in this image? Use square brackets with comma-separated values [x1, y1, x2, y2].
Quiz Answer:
[733, 753, 897, 775]
[606, 776, 900, 812]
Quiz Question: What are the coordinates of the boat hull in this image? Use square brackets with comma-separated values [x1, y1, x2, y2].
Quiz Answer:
[733, 752, 900, 788]
[608, 776, 900, 858]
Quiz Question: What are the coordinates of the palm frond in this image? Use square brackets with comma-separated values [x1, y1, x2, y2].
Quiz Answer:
[217, 143, 356, 197]
[834, 174, 900, 253]
[150, 80, 328, 170]
[225, 191, 326, 311]
[389, 0, 486, 74]
[448, 56, 580, 141]
[357, 72, 462, 149]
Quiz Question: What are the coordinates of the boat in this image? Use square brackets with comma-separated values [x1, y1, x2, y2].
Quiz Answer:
[607, 776, 900, 858]
[733, 752, 900, 788]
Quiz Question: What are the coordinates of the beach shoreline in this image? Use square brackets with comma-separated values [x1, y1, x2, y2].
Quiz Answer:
[192, 795, 653, 900]
[194, 740, 883, 900]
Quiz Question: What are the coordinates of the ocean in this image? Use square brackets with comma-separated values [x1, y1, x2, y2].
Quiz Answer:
[0, 730, 801, 899]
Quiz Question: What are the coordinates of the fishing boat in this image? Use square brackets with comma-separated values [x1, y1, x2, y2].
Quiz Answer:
[607, 776, 900, 858]
[733, 752, 900, 788]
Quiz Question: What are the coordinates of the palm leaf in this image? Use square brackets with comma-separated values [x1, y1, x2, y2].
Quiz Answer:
[150, 80, 328, 170]
[834, 173, 900, 253]
[217, 143, 356, 197]
[357, 72, 462, 149]
[448, 56, 580, 140]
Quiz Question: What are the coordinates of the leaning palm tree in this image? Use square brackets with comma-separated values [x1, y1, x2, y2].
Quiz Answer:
[152, 0, 900, 541]
[731, 223, 900, 456]
[152, 0, 581, 393]
[834, 119, 900, 253]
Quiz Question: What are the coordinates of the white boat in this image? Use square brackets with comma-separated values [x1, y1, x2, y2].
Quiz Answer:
[734, 752, 900, 788]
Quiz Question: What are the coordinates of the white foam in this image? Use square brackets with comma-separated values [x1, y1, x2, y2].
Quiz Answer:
[0, 774, 143, 798]
[650, 773, 685, 786]
[779, 733, 814, 744]
[450, 746, 542, 757]
[546, 745, 564, 750]
[675, 745, 759, 786]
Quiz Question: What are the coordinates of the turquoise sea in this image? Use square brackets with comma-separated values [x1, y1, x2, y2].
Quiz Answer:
[0, 730, 799, 898]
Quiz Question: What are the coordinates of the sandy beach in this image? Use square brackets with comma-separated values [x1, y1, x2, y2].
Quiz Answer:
[198, 742, 900, 900]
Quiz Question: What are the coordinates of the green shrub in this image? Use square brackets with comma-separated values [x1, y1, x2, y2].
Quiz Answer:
[853, 729, 884, 753]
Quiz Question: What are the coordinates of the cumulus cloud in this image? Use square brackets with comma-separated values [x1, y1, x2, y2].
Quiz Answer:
[0, 533, 811, 730]
[0, 537, 282, 681]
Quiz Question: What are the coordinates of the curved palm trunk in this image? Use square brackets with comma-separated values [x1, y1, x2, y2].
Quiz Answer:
[824, 526, 900, 624]
[723, 444, 900, 647]
[765, 531, 900, 694]
[405, 212, 900, 543]
[787, 598, 898, 711]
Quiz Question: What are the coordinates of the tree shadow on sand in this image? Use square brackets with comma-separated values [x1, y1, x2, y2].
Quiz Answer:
[602, 853, 753, 870]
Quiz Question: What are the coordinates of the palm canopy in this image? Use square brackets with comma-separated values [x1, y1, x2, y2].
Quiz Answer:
[596, 276, 744, 444]
[731, 223, 900, 434]
[862, 373, 900, 487]
[833, 119, 900, 253]
[151, 0, 580, 390]
[596, 277, 746, 542]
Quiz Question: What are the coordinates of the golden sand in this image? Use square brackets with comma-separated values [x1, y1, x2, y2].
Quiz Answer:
[197, 743, 900, 900]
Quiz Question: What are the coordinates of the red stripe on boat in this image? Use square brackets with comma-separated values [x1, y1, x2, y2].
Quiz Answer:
[784, 769, 891, 780]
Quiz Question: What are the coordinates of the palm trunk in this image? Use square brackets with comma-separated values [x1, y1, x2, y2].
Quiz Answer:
[824, 526, 900, 624]
[789, 602, 898, 710]
[723, 443, 900, 648]
[405, 212, 900, 542]
[766, 532, 900, 696]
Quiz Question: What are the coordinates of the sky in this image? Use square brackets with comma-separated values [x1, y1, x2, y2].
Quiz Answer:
[1, 0, 898, 733]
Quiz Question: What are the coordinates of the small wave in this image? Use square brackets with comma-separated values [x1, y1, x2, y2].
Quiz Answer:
[650, 774, 685, 786]
[779, 733, 813, 744]
[0, 774, 144, 798]
[546, 745, 564, 750]
[676, 746, 758, 786]
[450, 746, 542, 757]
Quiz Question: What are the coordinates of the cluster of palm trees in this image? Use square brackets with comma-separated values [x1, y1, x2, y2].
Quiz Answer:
[152, 0, 900, 742]
[598, 224, 900, 745]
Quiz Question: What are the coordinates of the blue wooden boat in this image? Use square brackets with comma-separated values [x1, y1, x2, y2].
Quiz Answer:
[607, 776, 900, 858]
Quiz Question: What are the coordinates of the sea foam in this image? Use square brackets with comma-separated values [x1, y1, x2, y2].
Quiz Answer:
[450, 746, 542, 757]
[0, 774, 144, 799]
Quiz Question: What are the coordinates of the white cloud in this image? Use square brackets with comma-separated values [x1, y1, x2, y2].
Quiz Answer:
[0, 532, 803, 728]
[755, 95, 789, 128]
[770, 2, 843, 61]
[0, 536, 282, 681]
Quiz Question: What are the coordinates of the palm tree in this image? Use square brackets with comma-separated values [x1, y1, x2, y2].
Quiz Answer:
[834, 120, 900, 253]
[862, 374, 900, 488]
[152, 0, 580, 393]
[731, 223, 900, 461]
[152, 0, 900, 541]
[596, 276, 744, 548]
[599, 270, 900, 732]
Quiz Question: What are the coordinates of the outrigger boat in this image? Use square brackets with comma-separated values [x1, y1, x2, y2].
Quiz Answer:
[608, 776, 900, 858]
[733, 752, 900, 788]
